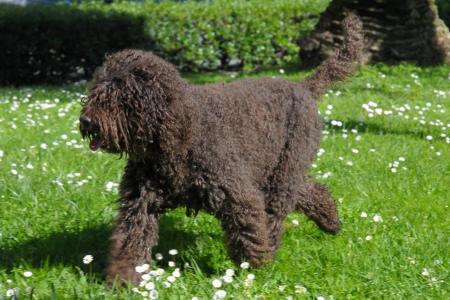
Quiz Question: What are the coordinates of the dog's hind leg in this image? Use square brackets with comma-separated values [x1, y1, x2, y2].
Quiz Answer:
[264, 191, 293, 255]
[219, 186, 272, 267]
[295, 178, 340, 234]
[265, 210, 287, 255]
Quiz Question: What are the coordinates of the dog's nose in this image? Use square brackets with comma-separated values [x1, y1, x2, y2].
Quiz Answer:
[79, 115, 91, 128]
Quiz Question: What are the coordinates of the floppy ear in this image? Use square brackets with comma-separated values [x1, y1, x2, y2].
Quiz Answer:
[131, 53, 188, 104]
[135, 73, 191, 155]
[126, 52, 191, 158]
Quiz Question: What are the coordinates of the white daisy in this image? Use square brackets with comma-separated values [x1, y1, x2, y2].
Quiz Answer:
[23, 271, 33, 277]
[212, 279, 222, 288]
[83, 255, 94, 264]
[169, 249, 178, 256]
[213, 290, 227, 299]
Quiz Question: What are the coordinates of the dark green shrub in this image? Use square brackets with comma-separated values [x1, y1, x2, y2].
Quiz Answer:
[94, 0, 328, 71]
[0, 4, 149, 85]
[436, 0, 449, 26]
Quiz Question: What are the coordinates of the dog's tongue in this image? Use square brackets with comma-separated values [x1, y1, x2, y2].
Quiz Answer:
[89, 138, 101, 151]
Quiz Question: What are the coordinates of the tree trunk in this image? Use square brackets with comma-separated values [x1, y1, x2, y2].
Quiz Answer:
[299, 0, 450, 67]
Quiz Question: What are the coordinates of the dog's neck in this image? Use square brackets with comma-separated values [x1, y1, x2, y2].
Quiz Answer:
[128, 95, 192, 162]
[127, 98, 194, 192]
[160, 100, 192, 158]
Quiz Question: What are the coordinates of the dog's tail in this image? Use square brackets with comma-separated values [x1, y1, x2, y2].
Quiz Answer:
[302, 14, 363, 99]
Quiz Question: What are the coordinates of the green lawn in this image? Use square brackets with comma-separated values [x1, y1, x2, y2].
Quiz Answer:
[0, 64, 449, 299]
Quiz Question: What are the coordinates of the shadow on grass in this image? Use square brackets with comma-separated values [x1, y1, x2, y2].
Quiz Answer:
[0, 214, 222, 279]
[324, 119, 432, 140]
[0, 225, 111, 275]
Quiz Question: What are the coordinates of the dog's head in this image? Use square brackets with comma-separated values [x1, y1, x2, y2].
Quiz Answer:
[80, 49, 187, 156]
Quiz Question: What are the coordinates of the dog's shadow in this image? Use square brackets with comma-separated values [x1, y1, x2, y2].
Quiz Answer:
[324, 118, 437, 140]
[0, 215, 222, 278]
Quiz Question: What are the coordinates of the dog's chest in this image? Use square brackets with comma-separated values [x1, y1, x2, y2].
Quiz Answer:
[142, 159, 226, 217]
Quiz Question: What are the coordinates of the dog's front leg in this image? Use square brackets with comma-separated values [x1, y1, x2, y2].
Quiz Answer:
[106, 172, 161, 286]
[106, 192, 159, 286]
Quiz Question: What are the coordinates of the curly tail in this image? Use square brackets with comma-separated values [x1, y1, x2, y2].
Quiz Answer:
[303, 14, 363, 99]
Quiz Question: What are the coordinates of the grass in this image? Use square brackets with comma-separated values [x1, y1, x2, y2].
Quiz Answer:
[0, 64, 449, 299]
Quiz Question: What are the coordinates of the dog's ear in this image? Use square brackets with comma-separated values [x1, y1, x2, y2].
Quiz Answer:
[131, 54, 187, 104]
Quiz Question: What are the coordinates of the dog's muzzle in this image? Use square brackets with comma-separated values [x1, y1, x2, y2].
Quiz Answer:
[79, 115, 92, 131]
[79, 115, 102, 151]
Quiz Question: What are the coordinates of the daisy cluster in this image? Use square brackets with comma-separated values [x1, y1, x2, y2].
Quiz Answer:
[362, 97, 450, 137]
[281, 283, 332, 300]
[105, 181, 119, 193]
[357, 212, 385, 242]
[387, 156, 407, 173]
[50, 171, 94, 189]
[361, 100, 449, 144]
[131, 250, 335, 300]
[312, 132, 366, 180]
[132, 249, 182, 299]
[360, 96, 449, 160]
[313, 144, 362, 178]
[406, 258, 445, 288]
[419, 259, 445, 288]
[0, 90, 113, 189]
[132, 250, 256, 300]
[1, 88, 82, 130]
[315, 78, 448, 183]
[0, 271, 34, 299]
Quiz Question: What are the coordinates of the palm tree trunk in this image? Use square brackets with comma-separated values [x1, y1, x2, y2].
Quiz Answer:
[299, 0, 450, 67]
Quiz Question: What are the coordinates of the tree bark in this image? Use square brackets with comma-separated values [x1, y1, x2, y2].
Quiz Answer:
[299, 0, 450, 67]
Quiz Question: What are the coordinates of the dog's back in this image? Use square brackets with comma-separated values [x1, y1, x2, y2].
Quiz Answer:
[187, 78, 300, 185]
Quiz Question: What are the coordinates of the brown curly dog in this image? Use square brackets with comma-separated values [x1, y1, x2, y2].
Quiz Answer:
[80, 15, 363, 284]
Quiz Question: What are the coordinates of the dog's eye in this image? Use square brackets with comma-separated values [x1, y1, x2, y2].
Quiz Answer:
[112, 76, 123, 84]
[80, 96, 88, 106]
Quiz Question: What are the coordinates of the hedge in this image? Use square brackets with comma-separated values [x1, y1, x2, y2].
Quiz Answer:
[437, 0, 450, 27]
[0, 0, 328, 85]
[115, 0, 328, 71]
[0, 4, 152, 85]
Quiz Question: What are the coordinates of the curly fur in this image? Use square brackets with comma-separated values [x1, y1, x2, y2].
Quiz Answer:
[80, 15, 363, 284]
